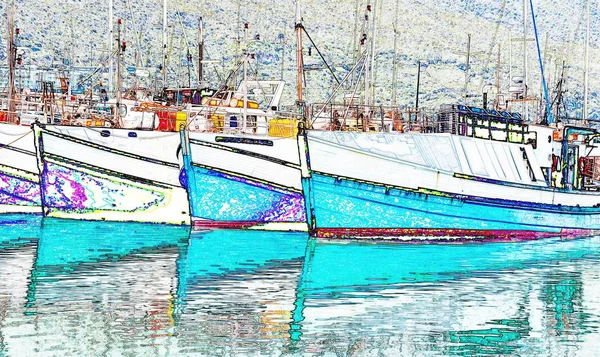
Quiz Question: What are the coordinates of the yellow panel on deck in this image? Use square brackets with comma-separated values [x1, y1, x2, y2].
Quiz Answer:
[268, 118, 299, 138]
[175, 112, 187, 130]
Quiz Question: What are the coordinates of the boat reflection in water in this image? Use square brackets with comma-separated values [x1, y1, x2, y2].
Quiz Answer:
[3, 218, 190, 356]
[174, 229, 308, 355]
[0, 214, 41, 352]
[290, 236, 600, 355]
[0, 220, 599, 355]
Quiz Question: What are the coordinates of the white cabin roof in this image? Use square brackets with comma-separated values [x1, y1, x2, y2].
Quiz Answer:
[308, 131, 548, 187]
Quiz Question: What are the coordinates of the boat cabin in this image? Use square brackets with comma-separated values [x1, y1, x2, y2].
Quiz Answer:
[438, 104, 536, 145]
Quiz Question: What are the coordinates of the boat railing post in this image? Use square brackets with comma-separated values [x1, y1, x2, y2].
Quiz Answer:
[186, 103, 191, 130]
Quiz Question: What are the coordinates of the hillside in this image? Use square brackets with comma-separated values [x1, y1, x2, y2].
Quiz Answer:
[1, 0, 597, 120]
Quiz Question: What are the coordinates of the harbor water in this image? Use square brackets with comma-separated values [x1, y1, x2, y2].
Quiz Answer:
[0, 215, 599, 356]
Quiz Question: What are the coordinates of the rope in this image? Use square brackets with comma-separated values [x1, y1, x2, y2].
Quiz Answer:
[0, 129, 32, 151]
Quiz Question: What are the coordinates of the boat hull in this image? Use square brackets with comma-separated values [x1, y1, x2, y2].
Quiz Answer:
[181, 132, 307, 231]
[0, 123, 41, 214]
[300, 131, 600, 241]
[307, 172, 600, 241]
[34, 125, 189, 225]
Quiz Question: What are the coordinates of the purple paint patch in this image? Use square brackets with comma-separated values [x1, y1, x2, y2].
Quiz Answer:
[208, 169, 306, 222]
[0, 171, 41, 206]
[257, 194, 306, 222]
[43, 162, 165, 213]
[43, 162, 89, 209]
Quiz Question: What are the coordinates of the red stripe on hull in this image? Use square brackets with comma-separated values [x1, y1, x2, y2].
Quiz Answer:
[314, 228, 600, 242]
[192, 220, 304, 230]
[193, 220, 262, 229]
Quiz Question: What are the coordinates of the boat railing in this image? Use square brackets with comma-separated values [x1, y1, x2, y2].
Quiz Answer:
[0, 95, 64, 124]
[185, 103, 303, 138]
[309, 102, 438, 133]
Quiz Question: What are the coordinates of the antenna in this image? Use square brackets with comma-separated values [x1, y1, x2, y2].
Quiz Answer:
[523, 0, 528, 121]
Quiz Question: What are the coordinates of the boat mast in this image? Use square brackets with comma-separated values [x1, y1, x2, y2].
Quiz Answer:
[463, 34, 471, 105]
[528, 0, 552, 124]
[523, 0, 529, 122]
[108, 0, 114, 95]
[496, 45, 501, 109]
[236, 0, 241, 65]
[583, 0, 590, 125]
[415, 60, 421, 110]
[198, 17, 204, 87]
[363, 2, 371, 106]
[509, 33, 512, 88]
[234, 0, 241, 87]
[243, 23, 248, 130]
[369, 0, 378, 104]
[295, 0, 304, 104]
[351, 0, 361, 87]
[162, 0, 168, 89]
[391, 0, 399, 106]
[6, 0, 16, 123]
[116, 18, 123, 126]
[68, 14, 74, 97]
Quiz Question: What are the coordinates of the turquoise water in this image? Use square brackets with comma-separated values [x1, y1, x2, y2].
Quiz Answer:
[0, 215, 599, 356]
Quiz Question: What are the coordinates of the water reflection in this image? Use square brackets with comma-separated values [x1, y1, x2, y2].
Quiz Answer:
[175, 230, 307, 355]
[8, 218, 189, 356]
[291, 237, 600, 355]
[0, 218, 598, 356]
[0, 215, 41, 355]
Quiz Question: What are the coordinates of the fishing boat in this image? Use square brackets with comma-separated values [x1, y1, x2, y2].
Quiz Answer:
[298, 104, 600, 241]
[180, 80, 306, 231]
[0, 8, 42, 215]
[32, 122, 191, 225]
[30, 97, 190, 226]
[0, 120, 41, 214]
[296, 0, 600, 242]
[179, 17, 309, 231]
